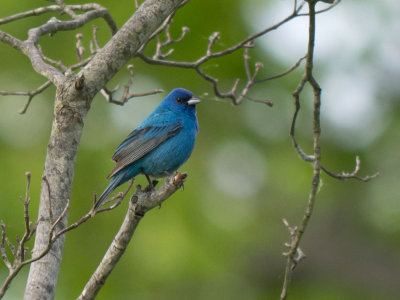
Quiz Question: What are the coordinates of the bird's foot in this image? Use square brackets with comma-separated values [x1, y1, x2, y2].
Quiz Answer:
[144, 177, 159, 192]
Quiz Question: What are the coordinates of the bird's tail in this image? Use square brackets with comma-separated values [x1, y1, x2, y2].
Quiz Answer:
[95, 171, 126, 210]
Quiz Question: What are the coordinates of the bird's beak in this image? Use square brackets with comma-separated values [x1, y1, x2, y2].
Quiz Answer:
[187, 97, 201, 106]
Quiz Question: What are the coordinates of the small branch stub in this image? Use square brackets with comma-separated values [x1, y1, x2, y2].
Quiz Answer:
[75, 74, 85, 90]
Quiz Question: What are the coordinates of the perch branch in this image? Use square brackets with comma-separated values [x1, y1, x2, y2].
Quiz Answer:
[77, 172, 187, 300]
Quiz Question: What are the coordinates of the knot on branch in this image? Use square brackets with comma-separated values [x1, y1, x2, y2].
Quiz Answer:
[282, 218, 306, 270]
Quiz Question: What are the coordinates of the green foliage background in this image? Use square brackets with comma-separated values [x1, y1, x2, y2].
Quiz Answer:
[1, 0, 399, 299]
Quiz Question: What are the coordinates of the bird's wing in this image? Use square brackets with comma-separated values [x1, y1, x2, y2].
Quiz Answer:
[107, 122, 182, 179]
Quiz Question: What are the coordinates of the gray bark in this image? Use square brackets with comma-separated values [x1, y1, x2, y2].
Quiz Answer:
[24, 81, 89, 300]
[23, 1, 185, 299]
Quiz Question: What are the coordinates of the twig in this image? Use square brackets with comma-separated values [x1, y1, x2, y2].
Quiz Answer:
[90, 25, 101, 54]
[17, 172, 32, 261]
[321, 156, 380, 182]
[255, 56, 306, 83]
[144, 0, 190, 43]
[0, 223, 11, 270]
[100, 65, 163, 105]
[42, 176, 53, 223]
[282, 219, 306, 270]
[298, 0, 341, 16]
[152, 24, 189, 60]
[55, 180, 134, 239]
[0, 81, 52, 114]
[76, 33, 85, 62]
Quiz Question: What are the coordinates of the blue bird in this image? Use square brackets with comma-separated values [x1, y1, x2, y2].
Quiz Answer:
[95, 88, 200, 209]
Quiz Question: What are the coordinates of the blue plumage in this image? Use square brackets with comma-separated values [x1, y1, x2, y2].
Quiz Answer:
[95, 88, 200, 209]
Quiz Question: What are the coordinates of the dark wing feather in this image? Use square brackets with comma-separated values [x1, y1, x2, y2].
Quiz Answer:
[112, 127, 150, 161]
[107, 123, 182, 179]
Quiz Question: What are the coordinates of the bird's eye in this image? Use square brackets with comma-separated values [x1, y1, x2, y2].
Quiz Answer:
[177, 97, 184, 103]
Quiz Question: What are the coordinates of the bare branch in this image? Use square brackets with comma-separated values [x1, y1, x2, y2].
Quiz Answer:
[90, 25, 101, 54]
[0, 81, 52, 114]
[42, 176, 53, 223]
[152, 24, 189, 60]
[76, 33, 85, 63]
[255, 56, 306, 83]
[0, 30, 24, 51]
[0, 42, 95, 114]
[298, 0, 341, 16]
[0, 3, 117, 86]
[0, 4, 117, 33]
[100, 65, 164, 105]
[282, 219, 306, 270]
[17, 172, 32, 261]
[289, 74, 314, 162]
[280, 2, 322, 299]
[52, 180, 134, 240]
[24, 6, 116, 84]
[78, 172, 187, 300]
[280, 1, 374, 298]
[0, 223, 12, 270]
[138, 2, 306, 105]
[144, 0, 190, 44]
[321, 156, 380, 182]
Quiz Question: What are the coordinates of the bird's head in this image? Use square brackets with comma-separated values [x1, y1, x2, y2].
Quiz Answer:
[161, 88, 201, 116]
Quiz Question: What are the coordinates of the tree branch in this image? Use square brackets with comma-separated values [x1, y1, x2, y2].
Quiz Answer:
[0, 3, 117, 86]
[100, 65, 164, 106]
[138, 1, 306, 105]
[280, 2, 322, 299]
[78, 173, 187, 300]
[280, 0, 374, 298]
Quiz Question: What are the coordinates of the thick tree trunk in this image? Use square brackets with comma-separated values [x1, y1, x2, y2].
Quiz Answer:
[24, 83, 90, 300]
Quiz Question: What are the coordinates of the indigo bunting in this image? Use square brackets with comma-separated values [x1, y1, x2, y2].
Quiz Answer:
[95, 88, 200, 209]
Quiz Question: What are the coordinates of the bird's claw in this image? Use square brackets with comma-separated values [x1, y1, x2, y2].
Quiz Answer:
[144, 180, 158, 192]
